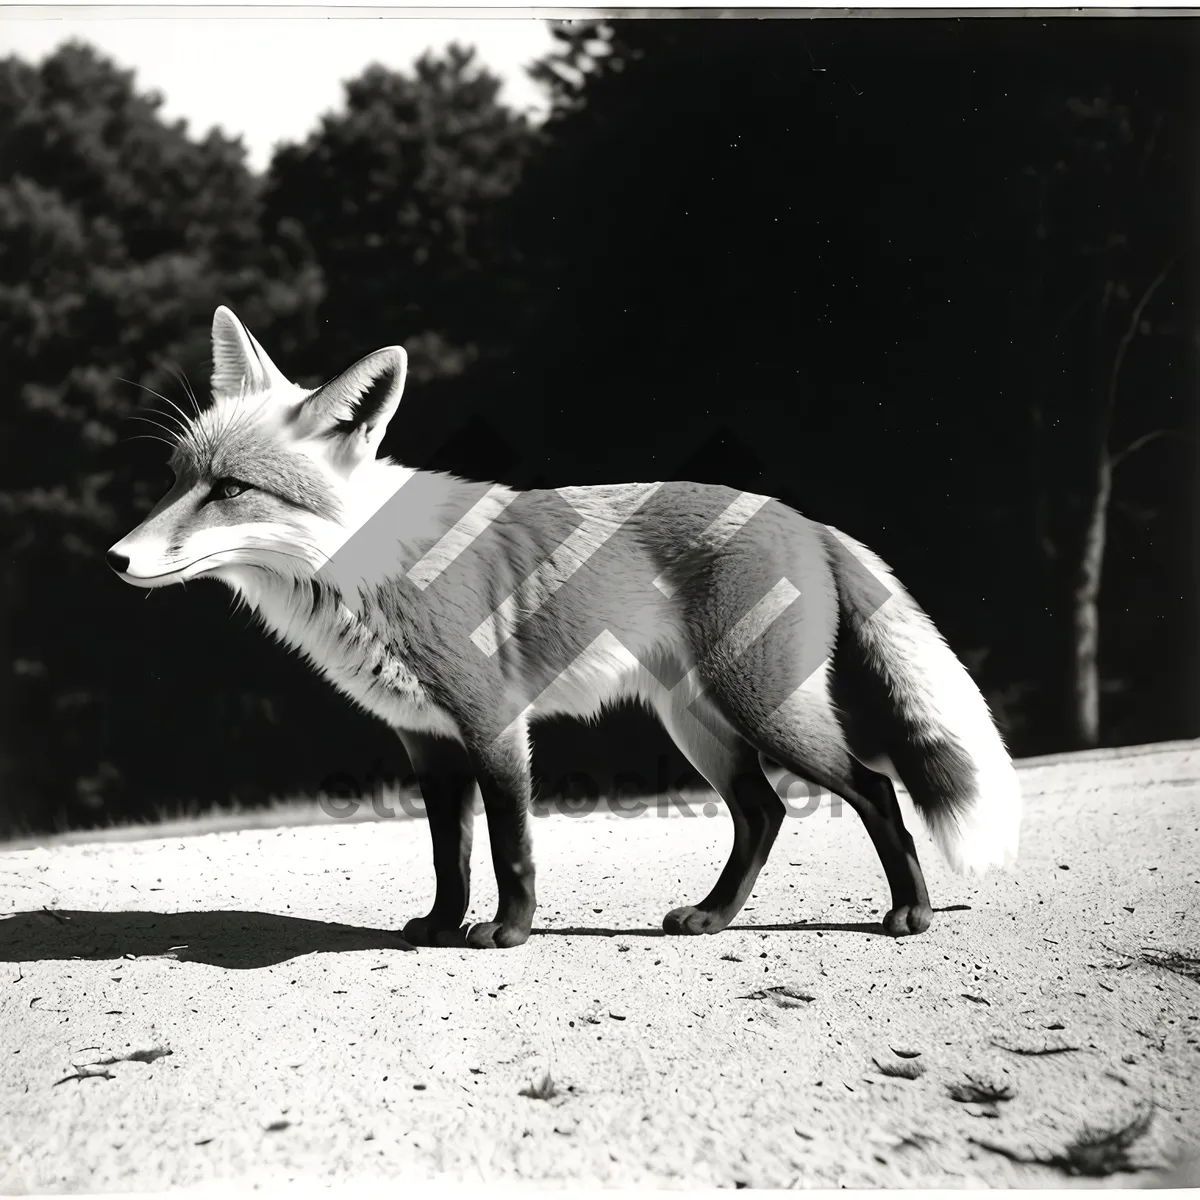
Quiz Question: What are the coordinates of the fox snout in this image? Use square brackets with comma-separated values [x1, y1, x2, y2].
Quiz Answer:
[105, 525, 183, 587]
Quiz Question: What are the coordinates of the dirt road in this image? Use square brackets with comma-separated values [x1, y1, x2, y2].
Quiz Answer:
[2, 741, 1198, 1189]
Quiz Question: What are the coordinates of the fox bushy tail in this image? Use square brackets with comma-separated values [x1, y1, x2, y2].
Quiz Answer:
[824, 526, 1021, 876]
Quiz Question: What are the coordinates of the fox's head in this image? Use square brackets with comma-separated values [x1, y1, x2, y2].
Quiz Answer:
[107, 307, 408, 591]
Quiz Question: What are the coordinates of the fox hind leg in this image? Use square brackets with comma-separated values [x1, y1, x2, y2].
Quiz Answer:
[811, 749, 933, 936]
[717, 664, 933, 936]
[655, 692, 786, 935]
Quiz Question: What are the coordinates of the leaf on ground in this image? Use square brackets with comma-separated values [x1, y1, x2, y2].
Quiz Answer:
[949, 1078, 1014, 1104]
[93, 1046, 172, 1066]
[893, 1131, 938, 1152]
[872, 1057, 926, 1080]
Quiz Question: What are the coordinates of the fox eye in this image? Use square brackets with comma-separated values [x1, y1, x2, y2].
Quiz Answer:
[212, 477, 251, 501]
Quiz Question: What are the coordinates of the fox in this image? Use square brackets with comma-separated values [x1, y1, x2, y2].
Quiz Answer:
[107, 306, 1021, 950]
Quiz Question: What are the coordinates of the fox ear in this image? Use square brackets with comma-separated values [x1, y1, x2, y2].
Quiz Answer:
[211, 306, 290, 396]
[299, 347, 408, 471]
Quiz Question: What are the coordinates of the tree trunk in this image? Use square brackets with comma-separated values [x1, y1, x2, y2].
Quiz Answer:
[1062, 258, 1173, 750]
[1068, 447, 1111, 748]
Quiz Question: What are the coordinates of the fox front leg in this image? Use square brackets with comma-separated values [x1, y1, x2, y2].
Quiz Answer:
[396, 730, 478, 947]
[461, 726, 537, 950]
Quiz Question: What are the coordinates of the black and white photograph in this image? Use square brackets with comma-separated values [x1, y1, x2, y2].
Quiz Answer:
[0, 5, 1198, 1191]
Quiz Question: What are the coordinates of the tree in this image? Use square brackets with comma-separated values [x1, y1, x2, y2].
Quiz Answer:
[262, 45, 534, 392]
[0, 38, 541, 835]
[1008, 84, 1194, 748]
[506, 19, 1197, 755]
[0, 42, 322, 832]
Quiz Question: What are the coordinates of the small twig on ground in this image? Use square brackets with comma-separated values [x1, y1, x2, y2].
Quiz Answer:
[990, 1040, 1081, 1057]
[53, 1066, 115, 1086]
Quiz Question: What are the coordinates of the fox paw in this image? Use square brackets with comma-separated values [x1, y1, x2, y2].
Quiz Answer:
[402, 916, 468, 947]
[883, 903, 932, 937]
[662, 905, 731, 936]
[465, 921, 531, 950]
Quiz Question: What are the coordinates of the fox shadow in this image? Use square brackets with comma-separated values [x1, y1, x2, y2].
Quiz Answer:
[532, 904, 972, 939]
[0, 908, 414, 969]
[0, 903, 974, 965]
[533, 920, 890, 938]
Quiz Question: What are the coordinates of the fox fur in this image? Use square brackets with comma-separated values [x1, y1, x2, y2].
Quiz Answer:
[108, 306, 1022, 949]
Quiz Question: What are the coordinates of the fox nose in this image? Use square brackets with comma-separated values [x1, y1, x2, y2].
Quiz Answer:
[106, 548, 130, 574]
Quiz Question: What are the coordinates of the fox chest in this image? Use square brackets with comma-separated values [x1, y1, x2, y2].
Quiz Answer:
[246, 584, 461, 740]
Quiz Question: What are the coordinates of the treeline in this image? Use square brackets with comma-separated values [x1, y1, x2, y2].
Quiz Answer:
[1, 21, 1196, 836]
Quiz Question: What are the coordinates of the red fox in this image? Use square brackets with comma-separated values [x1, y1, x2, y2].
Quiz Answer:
[108, 307, 1021, 949]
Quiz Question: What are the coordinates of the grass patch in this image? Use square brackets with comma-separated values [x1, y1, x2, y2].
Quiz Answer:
[520, 1069, 560, 1101]
[1138, 948, 1200, 984]
[972, 1109, 1158, 1178]
[1057, 1110, 1156, 1176]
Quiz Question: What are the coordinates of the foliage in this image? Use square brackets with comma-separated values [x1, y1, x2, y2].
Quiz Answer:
[0, 40, 539, 835]
[262, 44, 534, 385]
[0, 42, 323, 831]
[501, 19, 1197, 751]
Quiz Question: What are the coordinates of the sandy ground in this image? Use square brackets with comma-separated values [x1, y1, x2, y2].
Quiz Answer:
[1, 740, 1198, 1192]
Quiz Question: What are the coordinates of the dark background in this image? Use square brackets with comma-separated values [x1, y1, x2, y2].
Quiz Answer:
[1, 18, 1197, 836]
